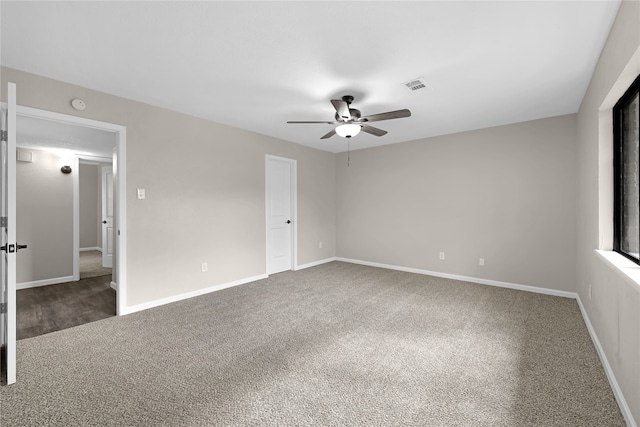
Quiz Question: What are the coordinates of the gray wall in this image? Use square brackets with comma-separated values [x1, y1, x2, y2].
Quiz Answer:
[337, 114, 577, 292]
[576, 0, 640, 423]
[79, 163, 99, 249]
[2, 66, 337, 306]
[16, 148, 73, 283]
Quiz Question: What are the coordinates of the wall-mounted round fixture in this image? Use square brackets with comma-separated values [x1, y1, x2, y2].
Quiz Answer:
[71, 99, 86, 111]
[60, 166, 72, 174]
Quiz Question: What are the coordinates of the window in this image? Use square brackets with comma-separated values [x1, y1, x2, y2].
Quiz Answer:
[614, 74, 640, 263]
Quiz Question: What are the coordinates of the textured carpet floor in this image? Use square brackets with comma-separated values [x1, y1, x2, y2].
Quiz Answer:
[0, 262, 625, 426]
[79, 250, 112, 279]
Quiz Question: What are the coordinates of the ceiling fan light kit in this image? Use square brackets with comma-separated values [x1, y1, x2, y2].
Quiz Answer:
[335, 123, 361, 138]
[287, 95, 411, 140]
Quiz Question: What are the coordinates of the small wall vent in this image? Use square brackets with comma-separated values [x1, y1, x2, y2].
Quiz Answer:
[403, 77, 431, 92]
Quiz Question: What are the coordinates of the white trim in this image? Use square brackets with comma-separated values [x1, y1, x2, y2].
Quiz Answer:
[594, 249, 640, 295]
[122, 274, 267, 315]
[576, 295, 637, 427]
[77, 155, 113, 164]
[597, 46, 640, 253]
[335, 257, 578, 299]
[17, 276, 74, 290]
[13, 105, 126, 133]
[80, 247, 102, 252]
[110, 281, 117, 291]
[115, 129, 127, 315]
[292, 160, 298, 271]
[295, 257, 337, 271]
[72, 156, 80, 281]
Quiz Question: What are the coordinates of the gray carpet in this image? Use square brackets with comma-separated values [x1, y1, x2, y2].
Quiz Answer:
[0, 262, 625, 426]
[79, 250, 112, 279]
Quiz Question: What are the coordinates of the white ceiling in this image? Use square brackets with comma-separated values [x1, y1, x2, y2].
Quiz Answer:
[1, 1, 621, 153]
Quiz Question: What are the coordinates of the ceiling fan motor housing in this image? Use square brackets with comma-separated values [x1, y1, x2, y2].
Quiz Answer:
[335, 108, 361, 122]
[342, 95, 355, 104]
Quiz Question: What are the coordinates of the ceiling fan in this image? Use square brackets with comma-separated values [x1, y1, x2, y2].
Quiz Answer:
[287, 95, 411, 139]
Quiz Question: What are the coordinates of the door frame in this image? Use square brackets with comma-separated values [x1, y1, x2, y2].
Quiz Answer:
[12, 105, 127, 315]
[265, 155, 297, 274]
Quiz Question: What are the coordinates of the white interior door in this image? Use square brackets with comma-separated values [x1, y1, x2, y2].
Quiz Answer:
[1, 82, 18, 385]
[101, 165, 113, 268]
[266, 156, 295, 274]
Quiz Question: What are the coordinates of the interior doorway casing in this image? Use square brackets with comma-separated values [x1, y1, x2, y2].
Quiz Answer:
[14, 106, 127, 315]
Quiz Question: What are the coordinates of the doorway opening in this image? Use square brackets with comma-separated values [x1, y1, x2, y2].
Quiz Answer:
[13, 106, 127, 323]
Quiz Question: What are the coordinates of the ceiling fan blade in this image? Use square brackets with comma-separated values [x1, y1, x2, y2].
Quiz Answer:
[360, 109, 411, 123]
[320, 129, 336, 139]
[331, 99, 352, 121]
[287, 121, 335, 124]
[360, 125, 388, 137]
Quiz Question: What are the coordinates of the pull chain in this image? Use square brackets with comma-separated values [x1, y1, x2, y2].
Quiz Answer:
[347, 136, 350, 167]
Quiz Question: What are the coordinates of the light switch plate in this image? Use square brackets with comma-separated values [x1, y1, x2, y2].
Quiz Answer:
[137, 188, 146, 200]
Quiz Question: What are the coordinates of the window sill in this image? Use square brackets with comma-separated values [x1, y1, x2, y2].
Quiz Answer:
[594, 249, 640, 294]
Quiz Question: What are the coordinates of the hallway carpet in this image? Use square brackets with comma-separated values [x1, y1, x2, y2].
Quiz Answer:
[79, 250, 112, 279]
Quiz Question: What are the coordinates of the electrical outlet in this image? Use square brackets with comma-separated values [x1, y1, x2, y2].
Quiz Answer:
[319, 241, 323, 249]
[479, 258, 485, 266]
[439, 252, 445, 260]
[201, 262, 208, 273]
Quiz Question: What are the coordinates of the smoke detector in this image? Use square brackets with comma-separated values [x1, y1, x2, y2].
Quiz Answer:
[71, 99, 86, 111]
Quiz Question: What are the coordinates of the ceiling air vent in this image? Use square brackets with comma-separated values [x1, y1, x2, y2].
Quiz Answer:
[403, 77, 431, 92]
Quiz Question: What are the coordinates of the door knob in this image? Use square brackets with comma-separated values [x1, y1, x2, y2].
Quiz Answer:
[17, 244, 27, 251]
[102, 220, 107, 224]
[286, 220, 291, 224]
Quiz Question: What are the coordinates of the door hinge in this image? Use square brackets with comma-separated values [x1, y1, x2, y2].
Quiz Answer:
[0, 130, 7, 142]
[0, 217, 7, 228]
[0, 302, 6, 314]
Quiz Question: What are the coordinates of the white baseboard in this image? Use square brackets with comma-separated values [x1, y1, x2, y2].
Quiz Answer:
[110, 281, 117, 291]
[295, 257, 337, 271]
[122, 258, 337, 315]
[335, 257, 577, 299]
[576, 296, 637, 427]
[17, 276, 75, 290]
[122, 273, 268, 315]
[80, 247, 102, 252]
